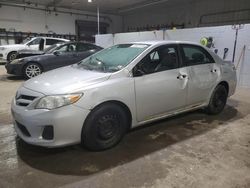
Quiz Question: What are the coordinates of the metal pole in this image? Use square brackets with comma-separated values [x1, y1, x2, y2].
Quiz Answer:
[97, 4, 100, 35]
[232, 28, 238, 63]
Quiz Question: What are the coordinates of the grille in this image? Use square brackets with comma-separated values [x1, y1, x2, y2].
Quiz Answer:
[16, 94, 37, 107]
[16, 121, 31, 137]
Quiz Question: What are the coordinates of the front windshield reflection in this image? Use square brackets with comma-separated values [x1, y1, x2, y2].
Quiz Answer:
[78, 44, 149, 73]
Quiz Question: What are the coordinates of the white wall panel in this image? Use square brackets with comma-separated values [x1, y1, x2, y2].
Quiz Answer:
[165, 26, 236, 61]
[95, 34, 114, 48]
[236, 25, 250, 87]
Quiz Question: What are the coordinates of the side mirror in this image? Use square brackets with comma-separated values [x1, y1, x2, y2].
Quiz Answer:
[133, 68, 145, 77]
[53, 51, 61, 56]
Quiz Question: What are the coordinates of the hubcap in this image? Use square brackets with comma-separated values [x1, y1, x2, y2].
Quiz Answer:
[9, 53, 17, 61]
[25, 64, 41, 78]
[97, 115, 119, 140]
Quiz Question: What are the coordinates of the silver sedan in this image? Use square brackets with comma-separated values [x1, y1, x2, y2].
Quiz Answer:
[11, 41, 237, 151]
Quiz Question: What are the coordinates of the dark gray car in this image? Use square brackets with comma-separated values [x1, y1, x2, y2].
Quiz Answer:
[5, 42, 103, 79]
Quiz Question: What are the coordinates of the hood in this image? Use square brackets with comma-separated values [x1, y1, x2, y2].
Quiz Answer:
[23, 65, 111, 95]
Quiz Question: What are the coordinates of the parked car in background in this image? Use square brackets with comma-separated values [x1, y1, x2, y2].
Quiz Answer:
[5, 42, 103, 78]
[15, 42, 66, 59]
[0, 37, 69, 62]
[11, 41, 237, 151]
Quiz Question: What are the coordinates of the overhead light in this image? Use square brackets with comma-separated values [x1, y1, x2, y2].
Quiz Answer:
[88, 0, 92, 3]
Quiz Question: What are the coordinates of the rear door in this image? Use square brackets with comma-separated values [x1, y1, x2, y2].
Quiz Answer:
[134, 44, 188, 122]
[180, 44, 220, 106]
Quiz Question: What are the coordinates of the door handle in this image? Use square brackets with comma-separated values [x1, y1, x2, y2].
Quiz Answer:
[211, 69, 217, 73]
[177, 74, 188, 80]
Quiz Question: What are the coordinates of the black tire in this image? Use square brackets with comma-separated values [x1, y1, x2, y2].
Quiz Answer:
[7, 51, 17, 62]
[82, 103, 129, 151]
[206, 85, 228, 115]
[23, 63, 43, 79]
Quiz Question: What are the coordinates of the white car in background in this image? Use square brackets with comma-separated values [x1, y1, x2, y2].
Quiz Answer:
[11, 41, 237, 151]
[0, 37, 69, 62]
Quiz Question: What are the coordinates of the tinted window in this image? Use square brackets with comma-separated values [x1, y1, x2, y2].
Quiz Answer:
[77, 43, 99, 52]
[137, 45, 179, 74]
[76, 43, 89, 52]
[181, 45, 214, 66]
[46, 39, 60, 45]
[56, 43, 76, 52]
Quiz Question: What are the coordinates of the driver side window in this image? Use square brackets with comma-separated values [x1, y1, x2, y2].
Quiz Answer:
[136, 45, 179, 75]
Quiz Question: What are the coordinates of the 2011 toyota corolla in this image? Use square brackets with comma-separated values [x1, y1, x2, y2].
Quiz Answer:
[11, 41, 237, 151]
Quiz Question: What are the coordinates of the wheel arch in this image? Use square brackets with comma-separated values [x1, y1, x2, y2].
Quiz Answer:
[85, 100, 132, 130]
[206, 80, 230, 106]
[217, 81, 229, 94]
[22, 61, 44, 73]
[7, 51, 17, 60]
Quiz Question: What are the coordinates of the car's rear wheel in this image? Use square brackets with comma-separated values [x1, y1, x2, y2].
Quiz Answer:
[23, 63, 42, 79]
[206, 84, 228, 115]
[81, 103, 129, 151]
[7, 51, 17, 62]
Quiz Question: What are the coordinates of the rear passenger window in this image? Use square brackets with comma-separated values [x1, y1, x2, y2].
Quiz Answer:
[181, 45, 214, 66]
[46, 39, 59, 45]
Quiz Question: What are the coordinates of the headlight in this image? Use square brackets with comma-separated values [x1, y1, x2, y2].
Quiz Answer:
[10, 58, 24, 64]
[0, 47, 6, 50]
[35, 94, 82, 110]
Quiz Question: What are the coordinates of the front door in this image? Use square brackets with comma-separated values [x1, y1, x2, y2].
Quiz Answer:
[134, 45, 188, 122]
[45, 43, 79, 71]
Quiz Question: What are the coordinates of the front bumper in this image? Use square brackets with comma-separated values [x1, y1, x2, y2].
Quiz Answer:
[0, 51, 7, 62]
[5, 63, 23, 75]
[11, 87, 90, 147]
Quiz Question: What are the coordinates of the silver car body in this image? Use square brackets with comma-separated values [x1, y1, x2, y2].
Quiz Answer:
[11, 41, 237, 147]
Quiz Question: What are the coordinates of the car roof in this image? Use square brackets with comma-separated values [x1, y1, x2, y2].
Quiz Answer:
[32, 37, 69, 41]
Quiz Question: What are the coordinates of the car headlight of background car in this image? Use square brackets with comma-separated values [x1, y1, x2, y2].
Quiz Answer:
[10, 58, 24, 64]
[0, 47, 6, 51]
[35, 94, 83, 110]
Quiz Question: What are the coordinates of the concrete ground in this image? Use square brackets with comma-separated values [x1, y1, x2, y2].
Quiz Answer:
[0, 65, 250, 188]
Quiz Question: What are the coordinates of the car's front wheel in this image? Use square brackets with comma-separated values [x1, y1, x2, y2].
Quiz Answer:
[206, 84, 228, 115]
[7, 51, 17, 62]
[81, 103, 129, 151]
[23, 63, 43, 79]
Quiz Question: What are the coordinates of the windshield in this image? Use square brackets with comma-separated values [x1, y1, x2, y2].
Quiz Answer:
[22, 37, 32, 44]
[78, 44, 149, 73]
